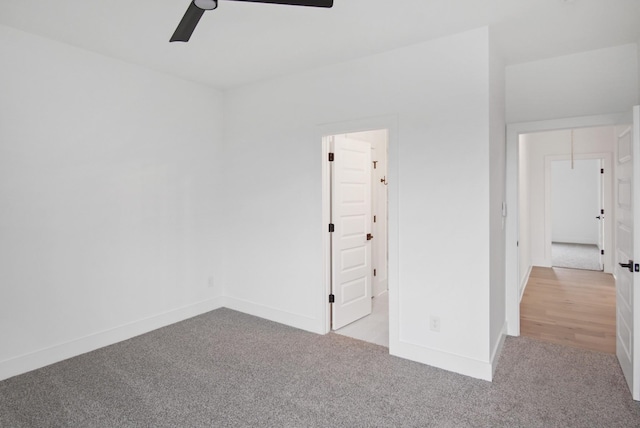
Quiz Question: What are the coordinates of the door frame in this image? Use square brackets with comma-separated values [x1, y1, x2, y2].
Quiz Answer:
[505, 112, 629, 336]
[544, 154, 613, 272]
[319, 115, 399, 336]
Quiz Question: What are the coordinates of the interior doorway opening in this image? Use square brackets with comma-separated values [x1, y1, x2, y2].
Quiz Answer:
[517, 127, 614, 277]
[506, 109, 640, 400]
[322, 128, 389, 347]
[517, 126, 616, 352]
[550, 158, 605, 271]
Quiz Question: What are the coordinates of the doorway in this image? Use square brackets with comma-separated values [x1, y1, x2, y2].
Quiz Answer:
[322, 129, 389, 347]
[550, 158, 605, 271]
[507, 110, 640, 400]
[506, 116, 624, 335]
[517, 127, 614, 276]
[517, 128, 615, 345]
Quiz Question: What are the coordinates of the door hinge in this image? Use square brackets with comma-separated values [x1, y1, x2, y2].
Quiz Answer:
[373, 215, 377, 223]
[601, 209, 605, 215]
[328, 152, 334, 162]
[328, 223, 335, 233]
[601, 250, 605, 255]
[373, 269, 377, 277]
[329, 294, 335, 303]
[373, 160, 378, 169]
[601, 168, 604, 174]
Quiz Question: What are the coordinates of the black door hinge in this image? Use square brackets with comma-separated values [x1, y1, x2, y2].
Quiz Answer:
[601, 250, 605, 255]
[373, 269, 377, 277]
[373, 161, 378, 169]
[329, 294, 335, 303]
[328, 223, 335, 233]
[373, 215, 377, 223]
[601, 168, 604, 174]
[328, 153, 334, 162]
[601, 209, 605, 215]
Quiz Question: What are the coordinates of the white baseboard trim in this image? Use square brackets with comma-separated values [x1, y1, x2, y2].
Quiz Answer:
[0, 297, 224, 382]
[490, 323, 508, 378]
[519, 265, 533, 302]
[223, 296, 323, 335]
[391, 340, 493, 381]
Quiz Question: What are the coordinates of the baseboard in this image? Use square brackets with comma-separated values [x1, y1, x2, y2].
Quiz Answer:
[390, 340, 493, 381]
[0, 297, 224, 382]
[490, 323, 508, 378]
[519, 265, 532, 302]
[223, 296, 323, 334]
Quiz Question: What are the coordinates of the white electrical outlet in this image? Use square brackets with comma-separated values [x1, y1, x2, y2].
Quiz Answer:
[430, 316, 441, 332]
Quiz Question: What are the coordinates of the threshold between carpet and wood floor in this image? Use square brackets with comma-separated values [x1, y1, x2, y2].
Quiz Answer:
[2, 307, 639, 427]
[551, 242, 602, 271]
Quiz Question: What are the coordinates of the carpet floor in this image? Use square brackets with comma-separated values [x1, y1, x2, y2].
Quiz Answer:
[1, 308, 639, 427]
[552, 242, 601, 271]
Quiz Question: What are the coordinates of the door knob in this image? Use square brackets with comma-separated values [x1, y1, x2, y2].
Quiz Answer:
[619, 260, 634, 272]
[596, 216, 601, 219]
[367, 233, 374, 241]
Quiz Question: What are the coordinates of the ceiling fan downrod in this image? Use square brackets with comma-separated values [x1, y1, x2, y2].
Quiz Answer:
[170, 0, 333, 43]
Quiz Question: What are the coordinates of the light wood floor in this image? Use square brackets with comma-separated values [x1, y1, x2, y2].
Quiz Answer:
[520, 266, 616, 354]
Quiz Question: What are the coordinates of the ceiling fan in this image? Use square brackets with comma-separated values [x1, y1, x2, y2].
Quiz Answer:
[170, 0, 334, 42]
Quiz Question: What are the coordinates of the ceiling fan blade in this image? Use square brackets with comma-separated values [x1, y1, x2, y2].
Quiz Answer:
[227, 0, 333, 7]
[170, 2, 206, 43]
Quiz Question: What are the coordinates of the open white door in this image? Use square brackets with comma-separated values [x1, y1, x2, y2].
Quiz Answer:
[330, 134, 373, 330]
[615, 105, 640, 400]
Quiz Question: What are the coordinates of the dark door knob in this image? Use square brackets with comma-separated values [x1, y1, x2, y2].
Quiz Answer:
[596, 216, 601, 219]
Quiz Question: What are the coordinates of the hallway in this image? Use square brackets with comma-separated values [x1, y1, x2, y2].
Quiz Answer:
[520, 266, 615, 354]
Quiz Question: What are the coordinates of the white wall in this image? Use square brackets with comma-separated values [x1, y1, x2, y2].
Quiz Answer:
[221, 27, 498, 380]
[0, 25, 225, 380]
[506, 44, 639, 123]
[1, 24, 506, 382]
[489, 36, 507, 370]
[551, 159, 600, 245]
[523, 127, 614, 268]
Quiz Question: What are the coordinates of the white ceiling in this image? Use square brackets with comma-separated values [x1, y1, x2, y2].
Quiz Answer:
[1, 0, 639, 89]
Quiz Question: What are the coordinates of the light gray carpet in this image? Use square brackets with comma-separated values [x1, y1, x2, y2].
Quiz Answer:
[1, 308, 639, 427]
[552, 242, 602, 271]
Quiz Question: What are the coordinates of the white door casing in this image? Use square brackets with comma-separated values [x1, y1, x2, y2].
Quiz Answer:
[371, 132, 389, 297]
[330, 135, 373, 330]
[615, 105, 640, 400]
[506, 113, 629, 337]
